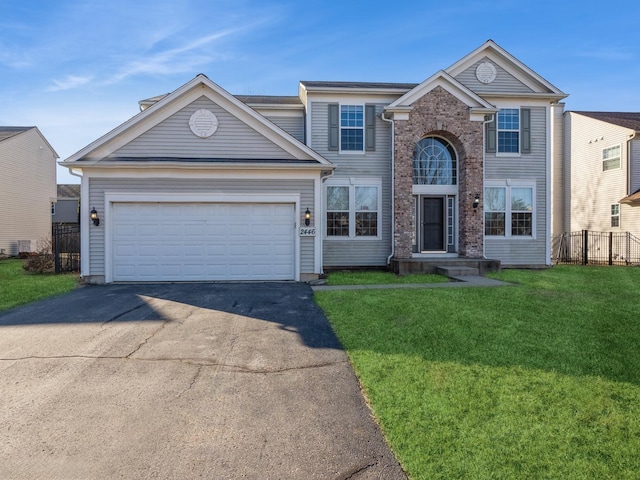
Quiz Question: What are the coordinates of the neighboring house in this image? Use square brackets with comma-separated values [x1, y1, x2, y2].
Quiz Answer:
[557, 112, 640, 238]
[53, 184, 81, 225]
[60, 40, 567, 284]
[0, 127, 58, 256]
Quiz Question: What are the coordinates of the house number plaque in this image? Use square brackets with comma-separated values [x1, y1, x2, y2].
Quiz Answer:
[299, 227, 316, 236]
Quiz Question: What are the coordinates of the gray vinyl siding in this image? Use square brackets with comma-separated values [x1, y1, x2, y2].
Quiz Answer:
[52, 198, 80, 224]
[630, 138, 640, 193]
[262, 114, 305, 143]
[310, 101, 392, 266]
[0, 129, 57, 255]
[455, 57, 535, 95]
[112, 96, 297, 160]
[88, 177, 315, 276]
[485, 106, 548, 265]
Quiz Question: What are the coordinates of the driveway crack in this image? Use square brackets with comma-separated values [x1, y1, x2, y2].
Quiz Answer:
[340, 461, 376, 480]
[125, 320, 170, 359]
[177, 364, 203, 397]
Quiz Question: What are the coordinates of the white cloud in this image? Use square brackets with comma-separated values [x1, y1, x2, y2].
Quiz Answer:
[48, 75, 94, 92]
[102, 29, 239, 85]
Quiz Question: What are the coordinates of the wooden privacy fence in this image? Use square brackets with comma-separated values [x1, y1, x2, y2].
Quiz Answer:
[52, 224, 80, 273]
[552, 230, 640, 266]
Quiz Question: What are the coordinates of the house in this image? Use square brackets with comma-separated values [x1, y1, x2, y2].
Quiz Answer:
[60, 40, 567, 284]
[0, 127, 58, 256]
[557, 112, 640, 239]
[53, 184, 81, 225]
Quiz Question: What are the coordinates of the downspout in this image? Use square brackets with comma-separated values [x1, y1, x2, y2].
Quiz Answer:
[381, 110, 395, 265]
[319, 169, 335, 275]
[481, 114, 495, 260]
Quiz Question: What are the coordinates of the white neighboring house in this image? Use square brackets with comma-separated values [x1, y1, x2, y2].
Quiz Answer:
[558, 112, 640, 238]
[0, 127, 58, 256]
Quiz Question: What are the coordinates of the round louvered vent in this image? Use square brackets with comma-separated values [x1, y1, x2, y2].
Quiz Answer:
[189, 109, 219, 138]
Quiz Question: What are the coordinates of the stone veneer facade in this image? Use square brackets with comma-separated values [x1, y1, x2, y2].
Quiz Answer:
[393, 86, 485, 259]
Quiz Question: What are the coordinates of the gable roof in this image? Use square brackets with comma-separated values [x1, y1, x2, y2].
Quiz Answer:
[385, 70, 497, 114]
[445, 39, 567, 99]
[61, 74, 332, 168]
[0, 126, 34, 143]
[57, 184, 81, 198]
[573, 111, 640, 132]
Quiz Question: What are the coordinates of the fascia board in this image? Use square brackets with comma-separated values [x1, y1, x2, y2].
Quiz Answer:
[59, 160, 334, 172]
[445, 40, 566, 96]
[481, 92, 569, 103]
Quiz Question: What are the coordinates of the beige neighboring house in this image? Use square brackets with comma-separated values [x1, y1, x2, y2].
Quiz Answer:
[557, 112, 640, 238]
[0, 127, 58, 256]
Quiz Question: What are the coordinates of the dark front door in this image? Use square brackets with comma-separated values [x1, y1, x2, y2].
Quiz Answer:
[422, 197, 445, 251]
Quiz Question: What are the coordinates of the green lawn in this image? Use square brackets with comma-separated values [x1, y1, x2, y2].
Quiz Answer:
[315, 266, 640, 479]
[0, 259, 78, 312]
[326, 270, 448, 285]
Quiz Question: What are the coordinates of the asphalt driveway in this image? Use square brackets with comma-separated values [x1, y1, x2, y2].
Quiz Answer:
[0, 283, 406, 479]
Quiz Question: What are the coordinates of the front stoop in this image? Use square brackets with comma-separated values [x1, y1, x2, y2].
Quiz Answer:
[390, 258, 501, 276]
[436, 265, 479, 277]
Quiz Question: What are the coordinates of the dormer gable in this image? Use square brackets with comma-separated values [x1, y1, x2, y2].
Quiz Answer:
[384, 70, 497, 122]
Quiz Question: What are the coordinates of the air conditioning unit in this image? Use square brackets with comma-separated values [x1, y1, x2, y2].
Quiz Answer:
[18, 240, 37, 254]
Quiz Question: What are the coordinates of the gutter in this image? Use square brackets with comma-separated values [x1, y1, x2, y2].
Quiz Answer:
[481, 114, 495, 260]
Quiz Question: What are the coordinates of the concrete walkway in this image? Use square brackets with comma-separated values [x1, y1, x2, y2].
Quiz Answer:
[311, 275, 512, 291]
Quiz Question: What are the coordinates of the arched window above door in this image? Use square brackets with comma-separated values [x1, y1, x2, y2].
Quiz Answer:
[412, 137, 457, 185]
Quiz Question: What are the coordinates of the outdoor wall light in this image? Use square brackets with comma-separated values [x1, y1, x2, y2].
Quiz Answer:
[473, 194, 480, 210]
[90, 207, 100, 226]
[304, 208, 311, 226]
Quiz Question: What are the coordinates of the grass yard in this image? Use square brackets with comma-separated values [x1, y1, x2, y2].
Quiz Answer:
[0, 259, 78, 312]
[315, 266, 640, 479]
[326, 270, 448, 285]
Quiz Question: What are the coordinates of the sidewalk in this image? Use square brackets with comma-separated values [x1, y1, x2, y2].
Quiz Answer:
[311, 275, 512, 291]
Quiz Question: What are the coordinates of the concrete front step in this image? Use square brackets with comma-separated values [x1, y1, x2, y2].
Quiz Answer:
[436, 265, 480, 277]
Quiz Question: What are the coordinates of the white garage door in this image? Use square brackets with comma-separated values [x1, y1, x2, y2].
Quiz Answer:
[111, 203, 295, 281]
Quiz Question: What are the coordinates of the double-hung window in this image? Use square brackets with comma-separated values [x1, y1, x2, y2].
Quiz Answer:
[485, 184, 535, 237]
[497, 109, 520, 153]
[602, 145, 621, 171]
[486, 108, 531, 154]
[326, 181, 380, 238]
[340, 105, 364, 151]
[328, 104, 376, 152]
[611, 204, 620, 227]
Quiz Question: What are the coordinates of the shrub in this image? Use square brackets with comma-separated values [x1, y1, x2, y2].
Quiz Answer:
[22, 237, 54, 274]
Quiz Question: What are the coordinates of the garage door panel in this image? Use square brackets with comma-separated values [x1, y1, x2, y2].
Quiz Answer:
[112, 202, 295, 281]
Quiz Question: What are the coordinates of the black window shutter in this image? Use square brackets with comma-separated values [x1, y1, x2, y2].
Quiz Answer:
[365, 104, 376, 151]
[486, 116, 496, 153]
[521, 108, 531, 154]
[328, 103, 339, 151]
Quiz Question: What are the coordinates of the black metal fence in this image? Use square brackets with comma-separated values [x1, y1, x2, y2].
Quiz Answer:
[52, 224, 80, 273]
[552, 230, 640, 266]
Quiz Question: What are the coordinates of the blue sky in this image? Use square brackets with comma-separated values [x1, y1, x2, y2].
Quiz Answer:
[1, 0, 639, 184]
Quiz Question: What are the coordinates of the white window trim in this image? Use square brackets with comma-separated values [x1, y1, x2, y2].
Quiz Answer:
[325, 177, 382, 240]
[495, 108, 521, 157]
[602, 144, 622, 172]
[339, 103, 365, 153]
[484, 180, 536, 239]
[611, 203, 621, 228]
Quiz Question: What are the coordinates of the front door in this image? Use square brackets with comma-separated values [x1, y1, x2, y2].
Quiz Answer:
[422, 197, 445, 251]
